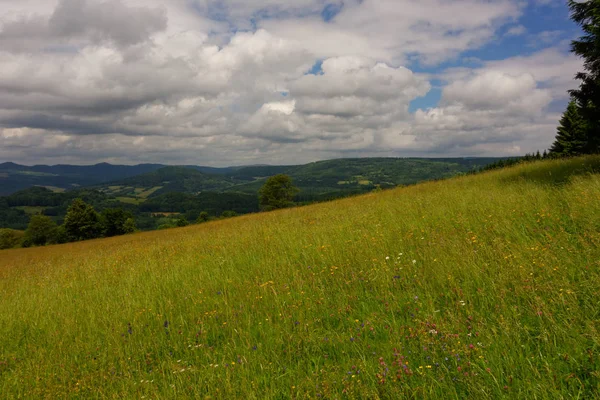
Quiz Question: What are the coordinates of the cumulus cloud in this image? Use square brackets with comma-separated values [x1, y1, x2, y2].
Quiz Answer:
[0, 0, 168, 51]
[382, 51, 574, 156]
[0, 0, 581, 165]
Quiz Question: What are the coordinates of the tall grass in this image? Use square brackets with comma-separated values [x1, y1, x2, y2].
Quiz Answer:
[1, 156, 600, 399]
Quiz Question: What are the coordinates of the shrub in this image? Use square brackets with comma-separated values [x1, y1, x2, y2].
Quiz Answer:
[0, 229, 25, 250]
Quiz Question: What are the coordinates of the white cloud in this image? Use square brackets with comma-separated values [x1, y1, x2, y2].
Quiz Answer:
[0, 0, 582, 164]
[506, 24, 526, 36]
[381, 48, 578, 156]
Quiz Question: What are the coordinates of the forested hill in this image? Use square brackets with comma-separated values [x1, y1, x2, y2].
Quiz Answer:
[0, 157, 505, 196]
[0, 162, 165, 195]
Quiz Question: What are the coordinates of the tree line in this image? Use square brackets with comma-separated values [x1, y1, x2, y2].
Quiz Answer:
[0, 199, 137, 249]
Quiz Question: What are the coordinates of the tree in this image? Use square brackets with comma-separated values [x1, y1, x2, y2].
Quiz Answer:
[175, 216, 189, 227]
[101, 208, 134, 237]
[24, 215, 58, 246]
[550, 101, 588, 156]
[258, 174, 299, 211]
[51, 225, 69, 244]
[567, 0, 600, 153]
[221, 210, 238, 218]
[64, 198, 102, 241]
[196, 211, 210, 223]
[0, 229, 25, 250]
[123, 218, 137, 234]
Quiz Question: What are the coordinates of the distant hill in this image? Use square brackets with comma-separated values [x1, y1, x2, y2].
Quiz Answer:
[90, 158, 505, 202]
[0, 157, 506, 197]
[99, 166, 244, 198]
[0, 162, 166, 195]
[222, 158, 503, 198]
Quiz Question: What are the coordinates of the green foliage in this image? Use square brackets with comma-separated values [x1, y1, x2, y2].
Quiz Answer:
[0, 228, 24, 249]
[139, 192, 259, 216]
[196, 211, 210, 223]
[0, 198, 28, 230]
[550, 101, 589, 156]
[123, 218, 137, 234]
[101, 208, 135, 237]
[258, 174, 300, 211]
[567, 0, 600, 153]
[157, 223, 176, 230]
[24, 215, 58, 247]
[220, 210, 238, 218]
[175, 216, 189, 227]
[51, 225, 69, 245]
[113, 166, 240, 195]
[64, 199, 102, 241]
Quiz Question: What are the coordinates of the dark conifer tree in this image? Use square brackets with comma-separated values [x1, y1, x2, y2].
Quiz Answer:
[567, 0, 600, 153]
[550, 101, 588, 156]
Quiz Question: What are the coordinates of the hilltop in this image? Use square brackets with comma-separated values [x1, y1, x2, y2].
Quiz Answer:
[0, 157, 599, 398]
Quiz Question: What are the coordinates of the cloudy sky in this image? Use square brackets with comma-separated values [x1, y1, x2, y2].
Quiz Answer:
[0, 0, 583, 166]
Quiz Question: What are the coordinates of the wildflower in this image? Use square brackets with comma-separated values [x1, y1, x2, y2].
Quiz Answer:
[412, 260, 416, 264]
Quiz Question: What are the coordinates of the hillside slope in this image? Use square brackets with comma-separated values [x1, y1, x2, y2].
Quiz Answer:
[0, 162, 166, 195]
[1, 157, 599, 398]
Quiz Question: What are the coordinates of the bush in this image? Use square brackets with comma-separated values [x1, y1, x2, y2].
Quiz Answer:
[196, 211, 210, 223]
[123, 218, 137, 234]
[0, 229, 25, 250]
[175, 216, 189, 227]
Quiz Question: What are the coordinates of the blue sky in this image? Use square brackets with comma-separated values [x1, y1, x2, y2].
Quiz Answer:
[409, 1, 579, 112]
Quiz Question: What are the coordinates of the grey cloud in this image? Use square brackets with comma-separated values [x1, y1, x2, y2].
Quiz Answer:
[0, 0, 167, 51]
[0, 0, 580, 165]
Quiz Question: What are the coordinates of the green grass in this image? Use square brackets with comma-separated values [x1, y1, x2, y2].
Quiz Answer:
[1, 157, 600, 398]
[138, 186, 163, 199]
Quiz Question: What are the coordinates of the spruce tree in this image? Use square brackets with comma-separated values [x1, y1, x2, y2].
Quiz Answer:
[568, 0, 600, 153]
[550, 101, 588, 156]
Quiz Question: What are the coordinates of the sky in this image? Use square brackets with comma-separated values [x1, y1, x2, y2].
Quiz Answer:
[0, 0, 584, 166]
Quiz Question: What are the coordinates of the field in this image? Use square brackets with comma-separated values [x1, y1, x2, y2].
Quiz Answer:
[1, 157, 599, 398]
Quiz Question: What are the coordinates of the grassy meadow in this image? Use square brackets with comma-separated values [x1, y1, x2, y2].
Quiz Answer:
[1, 157, 600, 399]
